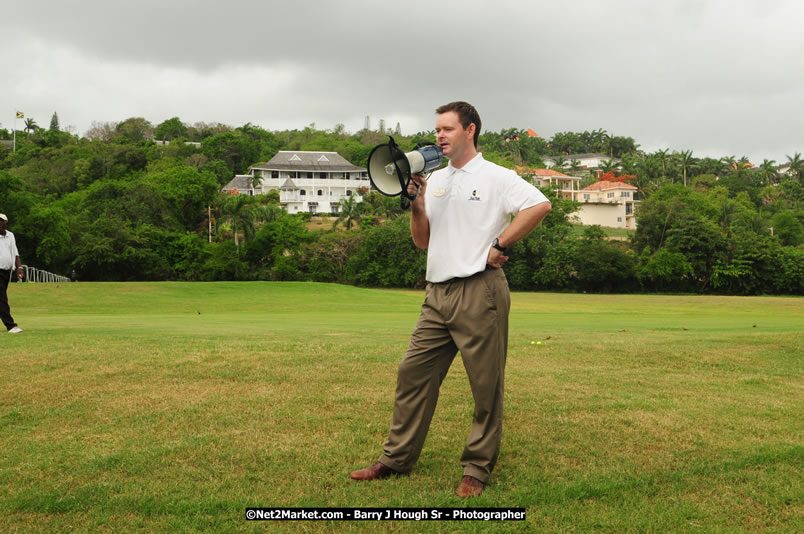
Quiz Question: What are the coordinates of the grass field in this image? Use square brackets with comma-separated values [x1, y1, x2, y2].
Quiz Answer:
[568, 224, 636, 240]
[1, 282, 802, 533]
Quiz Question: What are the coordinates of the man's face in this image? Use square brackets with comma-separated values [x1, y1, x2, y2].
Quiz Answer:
[0, 219, 6, 234]
[435, 111, 475, 161]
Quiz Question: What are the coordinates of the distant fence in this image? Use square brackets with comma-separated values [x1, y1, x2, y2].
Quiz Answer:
[20, 265, 71, 283]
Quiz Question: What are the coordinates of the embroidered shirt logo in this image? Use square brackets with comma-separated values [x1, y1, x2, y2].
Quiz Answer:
[468, 190, 482, 201]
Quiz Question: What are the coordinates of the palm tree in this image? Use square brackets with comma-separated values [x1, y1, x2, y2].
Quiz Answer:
[250, 169, 265, 190]
[618, 153, 640, 176]
[600, 159, 619, 174]
[746, 209, 769, 234]
[654, 149, 671, 178]
[605, 132, 616, 157]
[218, 194, 258, 250]
[23, 118, 38, 133]
[697, 157, 727, 177]
[720, 156, 737, 173]
[718, 198, 739, 233]
[785, 152, 803, 181]
[590, 128, 608, 154]
[254, 201, 284, 224]
[759, 159, 778, 185]
[675, 150, 695, 186]
[333, 194, 365, 230]
[633, 155, 662, 197]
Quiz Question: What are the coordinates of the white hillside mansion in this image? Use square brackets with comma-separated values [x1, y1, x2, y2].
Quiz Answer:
[543, 153, 620, 171]
[222, 151, 370, 214]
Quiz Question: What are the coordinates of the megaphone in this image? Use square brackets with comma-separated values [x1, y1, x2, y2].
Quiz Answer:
[367, 137, 443, 203]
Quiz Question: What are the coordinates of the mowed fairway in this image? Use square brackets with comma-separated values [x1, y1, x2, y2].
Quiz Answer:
[1, 282, 802, 533]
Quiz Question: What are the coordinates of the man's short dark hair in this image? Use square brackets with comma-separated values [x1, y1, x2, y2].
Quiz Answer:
[436, 101, 481, 148]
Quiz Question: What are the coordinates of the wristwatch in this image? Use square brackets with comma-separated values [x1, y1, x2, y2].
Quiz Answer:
[491, 238, 506, 254]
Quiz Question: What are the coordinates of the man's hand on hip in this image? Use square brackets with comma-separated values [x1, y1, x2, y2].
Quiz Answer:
[487, 247, 508, 269]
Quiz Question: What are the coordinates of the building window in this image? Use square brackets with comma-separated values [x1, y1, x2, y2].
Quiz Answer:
[317, 190, 323, 196]
[583, 193, 590, 200]
[617, 217, 622, 222]
[346, 190, 352, 196]
[271, 170, 278, 178]
[621, 191, 630, 197]
[300, 190, 306, 196]
[607, 192, 615, 198]
[319, 172, 327, 179]
[306, 172, 313, 178]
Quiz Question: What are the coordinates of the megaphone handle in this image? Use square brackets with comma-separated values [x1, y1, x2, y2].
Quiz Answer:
[405, 180, 420, 202]
[401, 191, 417, 209]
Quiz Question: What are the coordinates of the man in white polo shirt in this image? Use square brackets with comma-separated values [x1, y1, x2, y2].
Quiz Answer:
[0, 214, 24, 333]
[350, 102, 551, 497]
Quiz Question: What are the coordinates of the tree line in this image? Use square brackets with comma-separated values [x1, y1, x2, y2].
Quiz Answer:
[0, 115, 801, 295]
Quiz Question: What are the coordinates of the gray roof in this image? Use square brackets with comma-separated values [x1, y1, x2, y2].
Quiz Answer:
[221, 175, 254, 191]
[252, 151, 365, 172]
[279, 178, 298, 190]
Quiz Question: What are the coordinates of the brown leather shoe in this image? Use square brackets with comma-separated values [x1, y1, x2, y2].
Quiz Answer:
[349, 461, 398, 481]
[455, 475, 485, 497]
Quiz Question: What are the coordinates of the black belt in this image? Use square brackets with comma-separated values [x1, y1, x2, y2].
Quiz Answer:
[433, 265, 494, 285]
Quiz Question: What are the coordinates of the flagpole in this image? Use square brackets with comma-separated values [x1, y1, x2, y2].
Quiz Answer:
[13, 110, 24, 152]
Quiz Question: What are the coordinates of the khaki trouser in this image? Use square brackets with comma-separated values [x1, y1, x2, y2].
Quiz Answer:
[378, 267, 510, 483]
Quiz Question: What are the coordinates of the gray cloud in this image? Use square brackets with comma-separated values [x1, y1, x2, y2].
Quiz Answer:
[3, 0, 802, 163]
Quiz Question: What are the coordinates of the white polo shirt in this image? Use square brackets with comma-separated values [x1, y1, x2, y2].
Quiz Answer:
[0, 230, 19, 270]
[423, 153, 550, 283]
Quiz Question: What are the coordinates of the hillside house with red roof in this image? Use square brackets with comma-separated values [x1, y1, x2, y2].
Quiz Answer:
[518, 167, 638, 228]
[516, 166, 581, 201]
[576, 180, 638, 229]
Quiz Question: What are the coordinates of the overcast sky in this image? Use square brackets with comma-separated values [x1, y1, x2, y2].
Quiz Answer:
[2, 0, 802, 164]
